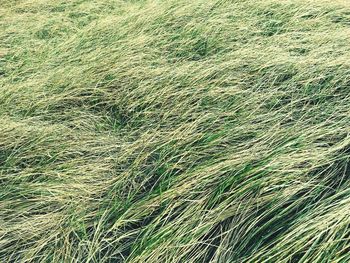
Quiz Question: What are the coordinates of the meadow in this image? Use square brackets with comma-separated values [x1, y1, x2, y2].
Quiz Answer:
[1, 0, 350, 262]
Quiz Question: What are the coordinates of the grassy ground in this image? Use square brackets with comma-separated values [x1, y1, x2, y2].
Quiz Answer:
[1, 0, 350, 262]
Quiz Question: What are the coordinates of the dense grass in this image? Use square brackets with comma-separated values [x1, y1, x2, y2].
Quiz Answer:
[1, 0, 350, 262]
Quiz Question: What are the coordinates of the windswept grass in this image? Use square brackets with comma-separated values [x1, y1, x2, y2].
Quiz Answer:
[1, 0, 350, 262]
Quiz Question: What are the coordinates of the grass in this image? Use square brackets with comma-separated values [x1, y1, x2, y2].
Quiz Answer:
[1, 0, 350, 262]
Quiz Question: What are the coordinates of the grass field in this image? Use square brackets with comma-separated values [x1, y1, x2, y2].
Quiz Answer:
[1, 0, 350, 262]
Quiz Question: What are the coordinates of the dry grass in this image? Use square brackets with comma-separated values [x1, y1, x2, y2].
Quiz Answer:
[1, 0, 350, 262]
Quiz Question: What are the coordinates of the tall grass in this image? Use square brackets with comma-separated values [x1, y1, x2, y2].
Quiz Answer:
[1, 0, 350, 262]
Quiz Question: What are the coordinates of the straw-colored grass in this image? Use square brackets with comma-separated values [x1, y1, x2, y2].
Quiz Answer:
[1, 0, 350, 262]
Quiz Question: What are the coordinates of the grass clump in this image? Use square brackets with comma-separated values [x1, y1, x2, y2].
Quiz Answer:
[1, 0, 350, 262]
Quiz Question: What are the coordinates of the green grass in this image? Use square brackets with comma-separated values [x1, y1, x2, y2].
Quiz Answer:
[1, 0, 350, 262]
